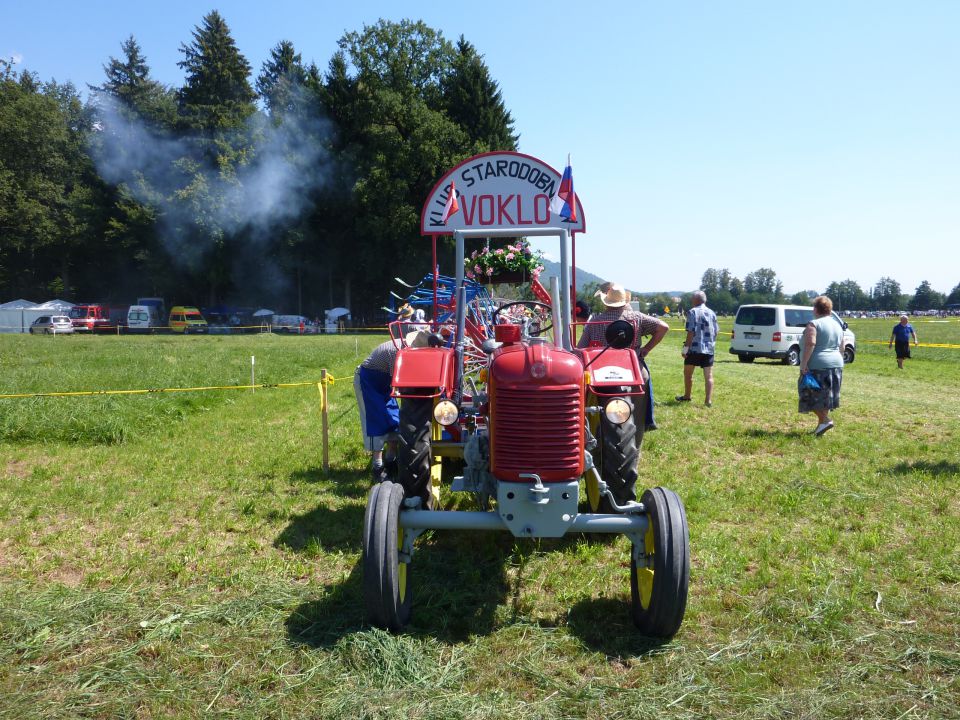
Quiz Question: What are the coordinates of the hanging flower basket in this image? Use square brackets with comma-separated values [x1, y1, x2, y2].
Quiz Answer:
[465, 239, 545, 284]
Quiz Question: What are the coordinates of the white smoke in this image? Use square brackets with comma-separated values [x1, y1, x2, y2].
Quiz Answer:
[90, 92, 332, 283]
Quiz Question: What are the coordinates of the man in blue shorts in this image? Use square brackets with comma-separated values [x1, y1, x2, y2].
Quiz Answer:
[676, 290, 719, 407]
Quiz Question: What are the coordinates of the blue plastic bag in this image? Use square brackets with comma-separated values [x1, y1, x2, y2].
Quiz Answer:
[800, 372, 821, 390]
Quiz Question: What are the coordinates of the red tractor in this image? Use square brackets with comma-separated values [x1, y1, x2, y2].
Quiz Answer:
[362, 153, 689, 637]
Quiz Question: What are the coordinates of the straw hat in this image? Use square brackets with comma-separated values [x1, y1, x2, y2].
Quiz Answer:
[397, 303, 414, 319]
[405, 330, 432, 348]
[595, 282, 631, 308]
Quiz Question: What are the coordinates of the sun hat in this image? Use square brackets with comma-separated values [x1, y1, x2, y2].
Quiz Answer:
[595, 282, 631, 308]
[397, 303, 414, 319]
[405, 330, 432, 348]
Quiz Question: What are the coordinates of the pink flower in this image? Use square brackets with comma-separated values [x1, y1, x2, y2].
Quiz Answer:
[471, 250, 478, 259]
[486, 267, 494, 276]
[474, 265, 481, 274]
[466, 270, 475, 279]
[506, 252, 515, 260]
[495, 248, 504, 255]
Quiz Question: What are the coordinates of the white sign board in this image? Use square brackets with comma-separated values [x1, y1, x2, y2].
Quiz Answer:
[420, 151, 586, 235]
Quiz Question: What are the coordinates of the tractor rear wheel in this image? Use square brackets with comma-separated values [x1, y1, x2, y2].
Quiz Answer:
[362, 481, 412, 631]
[597, 395, 639, 507]
[398, 396, 433, 505]
[631, 487, 689, 637]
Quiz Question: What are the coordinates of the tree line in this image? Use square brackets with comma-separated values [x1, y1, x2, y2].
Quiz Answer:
[0, 13, 517, 319]
[680, 268, 959, 315]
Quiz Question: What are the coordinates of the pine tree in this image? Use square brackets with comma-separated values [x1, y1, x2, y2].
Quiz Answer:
[256, 40, 308, 117]
[95, 36, 175, 126]
[443, 36, 518, 151]
[177, 11, 255, 130]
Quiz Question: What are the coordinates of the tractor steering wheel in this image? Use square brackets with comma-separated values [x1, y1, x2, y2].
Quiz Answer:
[495, 301, 554, 336]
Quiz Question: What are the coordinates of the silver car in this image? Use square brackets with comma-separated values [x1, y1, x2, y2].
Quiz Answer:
[30, 315, 75, 335]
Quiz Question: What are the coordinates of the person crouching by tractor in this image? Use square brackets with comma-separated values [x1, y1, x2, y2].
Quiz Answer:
[354, 330, 434, 482]
[577, 282, 669, 432]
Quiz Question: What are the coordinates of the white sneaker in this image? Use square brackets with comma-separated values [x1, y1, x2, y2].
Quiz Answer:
[814, 421, 835, 437]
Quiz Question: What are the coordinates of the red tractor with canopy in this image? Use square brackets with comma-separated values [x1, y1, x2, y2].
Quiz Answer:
[363, 151, 689, 637]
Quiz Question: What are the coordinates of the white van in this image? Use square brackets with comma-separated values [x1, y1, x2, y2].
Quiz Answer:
[730, 304, 855, 365]
[127, 305, 162, 333]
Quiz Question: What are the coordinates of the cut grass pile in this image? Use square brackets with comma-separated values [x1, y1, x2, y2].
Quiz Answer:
[0, 322, 958, 719]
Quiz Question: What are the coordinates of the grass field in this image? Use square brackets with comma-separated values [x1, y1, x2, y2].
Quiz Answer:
[1, 319, 958, 719]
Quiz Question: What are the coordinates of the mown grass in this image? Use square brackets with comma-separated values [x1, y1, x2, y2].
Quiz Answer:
[0, 323, 958, 719]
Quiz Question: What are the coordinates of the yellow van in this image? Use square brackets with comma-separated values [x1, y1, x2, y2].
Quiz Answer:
[168, 306, 208, 334]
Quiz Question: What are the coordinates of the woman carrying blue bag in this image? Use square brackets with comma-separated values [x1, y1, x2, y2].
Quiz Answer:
[798, 295, 847, 436]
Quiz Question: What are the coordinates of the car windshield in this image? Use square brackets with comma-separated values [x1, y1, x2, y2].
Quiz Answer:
[68, 308, 85, 318]
[735, 307, 776, 326]
[130, 312, 148, 321]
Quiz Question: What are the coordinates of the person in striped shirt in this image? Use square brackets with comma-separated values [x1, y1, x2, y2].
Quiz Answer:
[353, 330, 432, 481]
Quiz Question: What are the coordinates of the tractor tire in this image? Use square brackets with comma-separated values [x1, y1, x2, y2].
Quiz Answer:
[397, 397, 432, 505]
[362, 481, 412, 631]
[597, 395, 639, 507]
[631, 487, 689, 638]
[361, 482, 384, 627]
[737, 355, 754, 363]
[783, 346, 801, 366]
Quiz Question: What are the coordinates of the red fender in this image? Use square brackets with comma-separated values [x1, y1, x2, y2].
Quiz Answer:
[392, 347, 457, 398]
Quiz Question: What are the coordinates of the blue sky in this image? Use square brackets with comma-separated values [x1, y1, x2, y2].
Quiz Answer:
[5, 1, 958, 295]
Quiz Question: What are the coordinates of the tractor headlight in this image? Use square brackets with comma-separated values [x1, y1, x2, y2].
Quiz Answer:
[604, 398, 632, 425]
[433, 400, 459, 426]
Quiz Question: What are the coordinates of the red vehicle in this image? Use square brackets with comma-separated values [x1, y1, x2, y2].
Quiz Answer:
[361, 151, 690, 638]
[68, 304, 112, 333]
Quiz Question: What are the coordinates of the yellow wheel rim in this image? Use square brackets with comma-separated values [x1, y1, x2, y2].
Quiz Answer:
[397, 528, 407, 601]
[639, 520, 656, 608]
[586, 473, 601, 511]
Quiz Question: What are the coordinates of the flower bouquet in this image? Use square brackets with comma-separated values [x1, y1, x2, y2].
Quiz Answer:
[465, 238, 545, 284]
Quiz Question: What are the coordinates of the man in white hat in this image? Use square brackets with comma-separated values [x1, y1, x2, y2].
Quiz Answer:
[577, 282, 670, 502]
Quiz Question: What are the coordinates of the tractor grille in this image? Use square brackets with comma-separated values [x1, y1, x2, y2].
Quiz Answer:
[491, 385, 583, 481]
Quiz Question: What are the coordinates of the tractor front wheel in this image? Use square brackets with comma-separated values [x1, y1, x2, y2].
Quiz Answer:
[362, 481, 412, 632]
[597, 395, 639, 507]
[398, 396, 433, 505]
[630, 486, 689, 637]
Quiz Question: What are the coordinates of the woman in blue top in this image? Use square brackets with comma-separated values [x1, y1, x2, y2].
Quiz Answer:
[888, 314, 918, 369]
[798, 295, 846, 436]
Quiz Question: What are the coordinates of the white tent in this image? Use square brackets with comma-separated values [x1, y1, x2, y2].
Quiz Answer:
[0, 299, 40, 333]
[324, 307, 351, 333]
[0, 299, 38, 310]
[36, 299, 75, 311]
[252, 308, 275, 317]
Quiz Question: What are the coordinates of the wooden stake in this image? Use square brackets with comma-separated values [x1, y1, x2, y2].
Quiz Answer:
[320, 369, 330, 473]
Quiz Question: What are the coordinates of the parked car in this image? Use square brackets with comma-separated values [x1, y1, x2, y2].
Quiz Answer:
[30, 315, 74, 335]
[271, 314, 316, 334]
[730, 304, 856, 365]
[169, 306, 208, 334]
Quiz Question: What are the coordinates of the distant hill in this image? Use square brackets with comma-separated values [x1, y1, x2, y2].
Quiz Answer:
[539, 259, 685, 297]
[539, 259, 606, 291]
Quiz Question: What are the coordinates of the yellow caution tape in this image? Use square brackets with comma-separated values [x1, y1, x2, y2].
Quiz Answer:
[0, 380, 325, 400]
[862, 340, 960, 349]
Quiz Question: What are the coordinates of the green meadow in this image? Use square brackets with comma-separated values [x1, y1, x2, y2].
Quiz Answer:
[1, 319, 958, 719]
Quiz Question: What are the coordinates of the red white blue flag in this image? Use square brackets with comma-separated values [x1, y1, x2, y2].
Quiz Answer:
[441, 180, 460, 224]
[550, 155, 577, 222]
